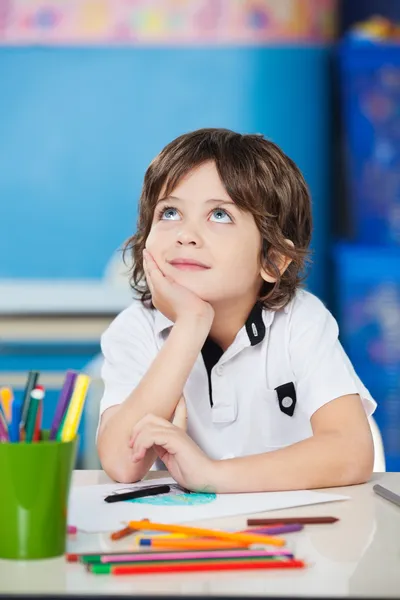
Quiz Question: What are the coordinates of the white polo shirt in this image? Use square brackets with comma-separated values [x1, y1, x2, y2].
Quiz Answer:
[99, 290, 376, 461]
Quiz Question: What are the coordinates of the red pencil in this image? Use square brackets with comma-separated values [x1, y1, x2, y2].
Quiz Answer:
[111, 559, 305, 576]
[33, 399, 42, 442]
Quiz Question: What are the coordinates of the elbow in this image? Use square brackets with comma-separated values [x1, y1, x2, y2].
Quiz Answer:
[97, 440, 142, 484]
[100, 454, 143, 484]
[344, 460, 373, 486]
[339, 436, 375, 486]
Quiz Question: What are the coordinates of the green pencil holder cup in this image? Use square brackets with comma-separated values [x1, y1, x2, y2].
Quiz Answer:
[0, 430, 77, 560]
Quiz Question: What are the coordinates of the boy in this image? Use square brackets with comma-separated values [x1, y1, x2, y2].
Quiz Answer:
[97, 128, 376, 492]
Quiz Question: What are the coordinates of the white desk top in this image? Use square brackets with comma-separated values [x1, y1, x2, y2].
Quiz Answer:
[1, 471, 400, 598]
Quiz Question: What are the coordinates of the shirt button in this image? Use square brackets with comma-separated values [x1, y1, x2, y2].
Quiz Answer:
[281, 396, 294, 409]
[216, 365, 224, 376]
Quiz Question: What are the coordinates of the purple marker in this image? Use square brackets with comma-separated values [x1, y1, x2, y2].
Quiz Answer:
[246, 524, 304, 535]
[49, 371, 77, 440]
[0, 411, 8, 441]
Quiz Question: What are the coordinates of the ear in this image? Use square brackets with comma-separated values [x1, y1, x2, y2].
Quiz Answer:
[260, 240, 294, 283]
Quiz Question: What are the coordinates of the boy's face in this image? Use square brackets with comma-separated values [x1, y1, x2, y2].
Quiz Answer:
[145, 161, 264, 306]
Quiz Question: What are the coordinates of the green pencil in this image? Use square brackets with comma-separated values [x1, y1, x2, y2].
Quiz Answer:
[25, 393, 40, 442]
[20, 371, 39, 429]
[56, 411, 68, 441]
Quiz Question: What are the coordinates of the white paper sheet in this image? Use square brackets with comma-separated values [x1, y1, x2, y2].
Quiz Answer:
[68, 476, 349, 533]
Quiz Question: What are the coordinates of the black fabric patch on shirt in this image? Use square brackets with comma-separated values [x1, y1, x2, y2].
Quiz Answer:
[275, 382, 297, 417]
[245, 302, 266, 346]
[201, 337, 223, 407]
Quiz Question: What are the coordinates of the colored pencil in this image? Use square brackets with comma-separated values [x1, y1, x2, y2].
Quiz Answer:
[136, 526, 301, 549]
[20, 371, 39, 429]
[89, 556, 288, 570]
[56, 412, 68, 442]
[60, 374, 90, 442]
[87, 557, 283, 569]
[69, 551, 162, 563]
[127, 520, 285, 548]
[0, 410, 8, 441]
[33, 398, 42, 442]
[110, 525, 136, 541]
[0, 387, 13, 422]
[111, 524, 187, 542]
[9, 397, 22, 442]
[247, 517, 338, 526]
[244, 524, 303, 535]
[133, 533, 188, 543]
[101, 549, 294, 564]
[90, 559, 305, 575]
[50, 371, 77, 440]
[25, 388, 44, 443]
[67, 525, 77, 535]
[138, 538, 246, 550]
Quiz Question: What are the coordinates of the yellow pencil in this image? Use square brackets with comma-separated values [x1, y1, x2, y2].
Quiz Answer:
[139, 538, 246, 550]
[0, 387, 13, 422]
[61, 374, 90, 442]
[127, 520, 285, 548]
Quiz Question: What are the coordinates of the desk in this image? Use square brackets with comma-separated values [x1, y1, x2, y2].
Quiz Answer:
[1, 471, 400, 598]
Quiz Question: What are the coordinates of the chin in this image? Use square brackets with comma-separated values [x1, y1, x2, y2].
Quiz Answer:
[171, 276, 214, 301]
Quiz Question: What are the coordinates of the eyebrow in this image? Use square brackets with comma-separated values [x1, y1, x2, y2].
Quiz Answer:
[157, 195, 236, 206]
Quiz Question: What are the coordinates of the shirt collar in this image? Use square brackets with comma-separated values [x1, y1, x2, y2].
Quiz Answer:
[154, 309, 174, 336]
[154, 301, 278, 344]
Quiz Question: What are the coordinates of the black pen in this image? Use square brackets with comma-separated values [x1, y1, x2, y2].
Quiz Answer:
[104, 484, 171, 503]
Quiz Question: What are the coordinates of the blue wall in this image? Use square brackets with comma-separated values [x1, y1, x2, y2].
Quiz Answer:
[0, 47, 331, 299]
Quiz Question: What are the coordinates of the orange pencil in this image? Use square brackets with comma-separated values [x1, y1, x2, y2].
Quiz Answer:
[128, 520, 285, 548]
[110, 526, 137, 541]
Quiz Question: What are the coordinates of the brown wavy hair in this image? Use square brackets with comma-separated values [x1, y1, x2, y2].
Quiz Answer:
[123, 128, 312, 310]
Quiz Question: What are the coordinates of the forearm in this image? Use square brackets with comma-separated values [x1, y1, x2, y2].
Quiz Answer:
[98, 315, 211, 482]
[209, 432, 374, 493]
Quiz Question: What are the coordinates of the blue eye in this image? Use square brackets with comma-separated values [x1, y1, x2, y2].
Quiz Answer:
[160, 207, 180, 220]
[210, 208, 232, 223]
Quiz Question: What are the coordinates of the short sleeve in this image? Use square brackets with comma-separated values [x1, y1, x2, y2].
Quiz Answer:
[99, 302, 158, 418]
[289, 293, 377, 420]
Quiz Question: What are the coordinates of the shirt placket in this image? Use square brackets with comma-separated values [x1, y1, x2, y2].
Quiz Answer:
[210, 330, 250, 425]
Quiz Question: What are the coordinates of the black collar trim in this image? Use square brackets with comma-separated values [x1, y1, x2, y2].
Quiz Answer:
[245, 302, 266, 346]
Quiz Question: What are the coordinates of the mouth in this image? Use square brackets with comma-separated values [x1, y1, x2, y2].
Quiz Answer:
[168, 258, 210, 271]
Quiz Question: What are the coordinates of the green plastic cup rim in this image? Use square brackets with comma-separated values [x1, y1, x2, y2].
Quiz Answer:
[0, 430, 77, 448]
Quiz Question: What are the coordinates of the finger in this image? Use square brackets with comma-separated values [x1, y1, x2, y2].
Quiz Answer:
[143, 249, 157, 267]
[132, 426, 178, 461]
[130, 415, 173, 450]
[142, 256, 155, 294]
[144, 250, 167, 279]
[143, 250, 161, 275]
[129, 414, 153, 449]
[154, 444, 168, 463]
[146, 263, 166, 284]
[131, 431, 158, 462]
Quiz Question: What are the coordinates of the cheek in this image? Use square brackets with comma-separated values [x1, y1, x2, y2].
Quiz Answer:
[221, 237, 261, 274]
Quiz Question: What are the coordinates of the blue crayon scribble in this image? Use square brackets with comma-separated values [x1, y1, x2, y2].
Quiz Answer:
[129, 492, 216, 506]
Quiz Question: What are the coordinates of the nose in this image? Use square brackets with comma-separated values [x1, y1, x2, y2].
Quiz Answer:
[176, 223, 203, 247]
